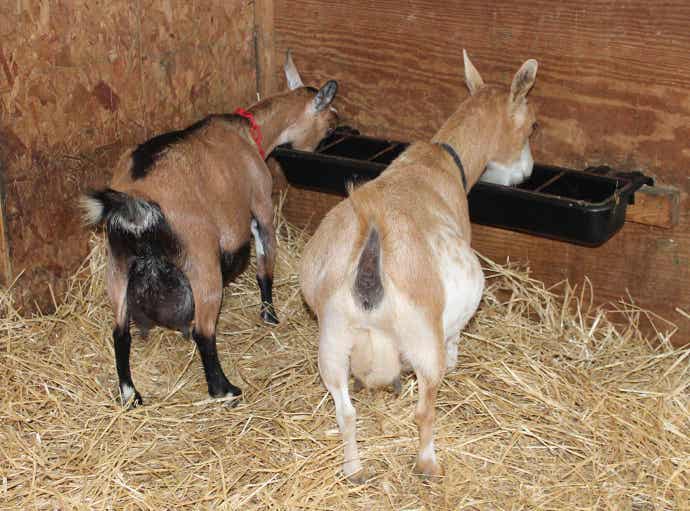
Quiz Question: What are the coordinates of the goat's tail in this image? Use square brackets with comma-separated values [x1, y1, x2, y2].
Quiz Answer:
[349, 188, 384, 312]
[81, 187, 180, 261]
[80, 188, 162, 235]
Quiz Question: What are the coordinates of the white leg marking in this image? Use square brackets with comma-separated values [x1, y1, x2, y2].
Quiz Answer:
[420, 439, 437, 464]
[445, 335, 459, 373]
[251, 219, 265, 257]
[328, 383, 362, 477]
[319, 298, 365, 480]
[120, 383, 136, 404]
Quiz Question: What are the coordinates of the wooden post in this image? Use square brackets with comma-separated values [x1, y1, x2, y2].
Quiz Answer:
[0, 161, 11, 287]
[254, 0, 276, 99]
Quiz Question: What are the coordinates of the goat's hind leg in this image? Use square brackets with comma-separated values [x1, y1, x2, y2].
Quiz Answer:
[400, 315, 445, 478]
[319, 313, 365, 483]
[107, 257, 143, 408]
[189, 260, 242, 403]
[192, 328, 241, 403]
[413, 369, 443, 478]
[113, 321, 143, 408]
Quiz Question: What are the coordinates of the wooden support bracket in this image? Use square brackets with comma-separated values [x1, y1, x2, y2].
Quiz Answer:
[626, 185, 681, 229]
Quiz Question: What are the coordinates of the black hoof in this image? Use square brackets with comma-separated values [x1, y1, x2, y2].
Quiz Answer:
[210, 382, 242, 404]
[130, 393, 144, 409]
[223, 395, 242, 408]
[260, 305, 279, 325]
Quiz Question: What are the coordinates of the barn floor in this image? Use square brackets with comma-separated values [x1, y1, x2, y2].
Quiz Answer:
[1, 215, 688, 510]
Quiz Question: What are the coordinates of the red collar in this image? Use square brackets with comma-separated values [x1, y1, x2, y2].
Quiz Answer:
[234, 107, 266, 159]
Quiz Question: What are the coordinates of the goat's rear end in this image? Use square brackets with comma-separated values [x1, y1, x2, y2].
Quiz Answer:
[82, 188, 194, 336]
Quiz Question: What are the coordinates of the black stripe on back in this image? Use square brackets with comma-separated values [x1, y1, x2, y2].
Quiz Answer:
[130, 114, 242, 180]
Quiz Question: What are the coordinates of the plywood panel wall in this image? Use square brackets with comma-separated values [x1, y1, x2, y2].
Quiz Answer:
[1, 0, 256, 151]
[272, 0, 690, 344]
[0, 0, 258, 310]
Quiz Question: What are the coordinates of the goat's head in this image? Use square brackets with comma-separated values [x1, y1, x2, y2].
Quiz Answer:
[463, 50, 538, 186]
[280, 50, 339, 151]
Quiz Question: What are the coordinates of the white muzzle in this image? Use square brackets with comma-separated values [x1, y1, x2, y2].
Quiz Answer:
[480, 142, 534, 186]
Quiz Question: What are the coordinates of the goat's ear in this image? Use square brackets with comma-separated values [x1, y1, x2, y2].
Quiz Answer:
[510, 59, 538, 105]
[284, 49, 304, 90]
[463, 49, 484, 96]
[312, 80, 338, 112]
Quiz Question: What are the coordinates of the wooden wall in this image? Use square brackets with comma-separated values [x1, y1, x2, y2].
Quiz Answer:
[1, 0, 688, 343]
[0, 1, 258, 310]
[271, 0, 690, 344]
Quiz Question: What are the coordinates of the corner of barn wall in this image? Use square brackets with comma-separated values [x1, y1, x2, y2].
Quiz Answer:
[0, 0, 261, 312]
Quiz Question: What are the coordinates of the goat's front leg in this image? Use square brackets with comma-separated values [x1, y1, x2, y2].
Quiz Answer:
[189, 261, 241, 402]
[251, 213, 279, 325]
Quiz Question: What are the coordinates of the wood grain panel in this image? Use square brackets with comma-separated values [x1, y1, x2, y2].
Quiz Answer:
[274, 0, 690, 344]
[0, 0, 256, 152]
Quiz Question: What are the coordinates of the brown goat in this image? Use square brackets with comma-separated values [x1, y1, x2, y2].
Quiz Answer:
[300, 51, 538, 481]
[82, 52, 338, 407]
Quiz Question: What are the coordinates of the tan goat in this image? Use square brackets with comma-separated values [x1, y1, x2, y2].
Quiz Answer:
[300, 50, 538, 481]
[82, 52, 338, 407]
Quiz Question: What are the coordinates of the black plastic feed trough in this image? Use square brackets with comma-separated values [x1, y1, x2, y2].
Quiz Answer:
[271, 127, 652, 246]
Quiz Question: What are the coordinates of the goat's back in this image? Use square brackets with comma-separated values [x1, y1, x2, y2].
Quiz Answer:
[110, 120, 267, 253]
[302, 142, 468, 317]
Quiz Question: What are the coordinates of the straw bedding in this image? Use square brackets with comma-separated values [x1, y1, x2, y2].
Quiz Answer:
[1, 213, 688, 510]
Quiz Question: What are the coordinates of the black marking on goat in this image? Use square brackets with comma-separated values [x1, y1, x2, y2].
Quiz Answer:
[93, 188, 193, 336]
[130, 118, 210, 179]
[251, 217, 279, 324]
[354, 227, 383, 311]
[84, 188, 159, 228]
[84, 188, 182, 264]
[127, 255, 195, 335]
[102, 194, 182, 262]
[305, 86, 319, 93]
[192, 329, 242, 400]
[257, 275, 279, 324]
[130, 113, 244, 180]
[112, 322, 143, 408]
[220, 242, 250, 286]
